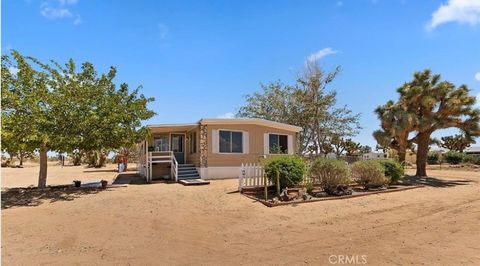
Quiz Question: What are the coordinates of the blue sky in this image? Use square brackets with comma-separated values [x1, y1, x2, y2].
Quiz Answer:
[3, 0, 480, 147]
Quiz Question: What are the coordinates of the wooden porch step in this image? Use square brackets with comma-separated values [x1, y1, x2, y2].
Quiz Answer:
[178, 179, 210, 186]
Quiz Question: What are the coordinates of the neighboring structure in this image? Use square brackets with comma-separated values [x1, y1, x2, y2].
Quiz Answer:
[465, 146, 480, 155]
[362, 152, 388, 160]
[137, 118, 302, 182]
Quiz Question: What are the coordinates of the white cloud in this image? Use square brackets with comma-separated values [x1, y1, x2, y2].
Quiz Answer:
[41, 6, 72, 18]
[475, 72, 480, 81]
[158, 23, 169, 39]
[426, 0, 480, 30]
[73, 15, 82, 25]
[306, 48, 338, 63]
[40, 0, 81, 25]
[217, 112, 235, 119]
[58, 0, 78, 5]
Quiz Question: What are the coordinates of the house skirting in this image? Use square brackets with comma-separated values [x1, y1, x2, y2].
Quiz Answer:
[198, 167, 239, 180]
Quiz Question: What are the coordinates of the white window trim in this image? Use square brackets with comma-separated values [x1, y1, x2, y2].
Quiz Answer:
[265, 132, 293, 155]
[214, 129, 249, 154]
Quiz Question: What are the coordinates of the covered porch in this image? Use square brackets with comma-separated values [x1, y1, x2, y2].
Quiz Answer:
[137, 123, 205, 184]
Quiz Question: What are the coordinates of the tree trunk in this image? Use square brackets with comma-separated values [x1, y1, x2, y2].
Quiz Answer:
[397, 150, 406, 164]
[38, 144, 48, 188]
[19, 152, 24, 166]
[415, 132, 430, 177]
[98, 152, 107, 168]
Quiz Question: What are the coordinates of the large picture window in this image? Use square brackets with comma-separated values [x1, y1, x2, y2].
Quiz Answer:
[269, 134, 288, 154]
[219, 130, 243, 153]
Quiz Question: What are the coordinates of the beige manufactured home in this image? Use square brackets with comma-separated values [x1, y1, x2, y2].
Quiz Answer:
[137, 118, 301, 182]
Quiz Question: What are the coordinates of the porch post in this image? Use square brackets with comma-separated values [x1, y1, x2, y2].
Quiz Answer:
[145, 139, 149, 182]
[199, 124, 208, 179]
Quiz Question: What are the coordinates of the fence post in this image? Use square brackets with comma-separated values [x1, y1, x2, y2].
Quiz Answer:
[276, 170, 281, 197]
[264, 172, 268, 201]
[239, 163, 244, 191]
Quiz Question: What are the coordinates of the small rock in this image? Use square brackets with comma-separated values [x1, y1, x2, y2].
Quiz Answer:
[302, 193, 312, 201]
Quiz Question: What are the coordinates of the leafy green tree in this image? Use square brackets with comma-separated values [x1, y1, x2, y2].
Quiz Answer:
[1, 50, 155, 187]
[238, 62, 360, 154]
[330, 135, 347, 157]
[359, 145, 372, 154]
[436, 134, 475, 152]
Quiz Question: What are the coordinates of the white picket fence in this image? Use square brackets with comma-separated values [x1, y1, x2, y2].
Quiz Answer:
[238, 163, 314, 191]
[238, 163, 271, 191]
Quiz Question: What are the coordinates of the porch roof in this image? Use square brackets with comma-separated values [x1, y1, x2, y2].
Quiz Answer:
[147, 123, 197, 133]
[147, 118, 302, 133]
[199, 118, 302, 132]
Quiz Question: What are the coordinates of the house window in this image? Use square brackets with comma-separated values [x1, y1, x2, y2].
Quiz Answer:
[190, 132, 197, 154]
[154, 135, 169, 151]
[219, 130, 243, 153]
[269, 134, 288, 154]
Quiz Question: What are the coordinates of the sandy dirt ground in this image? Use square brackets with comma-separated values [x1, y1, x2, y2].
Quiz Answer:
[2, 165, 480, 265]
[1, 162, 120, 188]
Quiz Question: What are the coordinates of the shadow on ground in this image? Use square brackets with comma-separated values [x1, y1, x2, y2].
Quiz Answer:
[403, 175, 473, 188]
[83, 169, 117, 173]
[113, 173, 147, 185]
[1, 186, 111, 210]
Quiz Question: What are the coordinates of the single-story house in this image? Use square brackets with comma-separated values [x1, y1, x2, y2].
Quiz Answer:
[137, 118, 302, 182]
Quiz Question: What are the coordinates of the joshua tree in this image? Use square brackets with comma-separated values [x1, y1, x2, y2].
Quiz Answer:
[344, 139, 362, 156]
[373, 101, 417, 163]
[436, 134, 476, 152]
[396, 70, 479, 177]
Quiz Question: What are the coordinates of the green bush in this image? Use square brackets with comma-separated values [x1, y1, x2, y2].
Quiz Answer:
[352, 160, 389, 189]
[304, 181, 314, 194]
[443, 151, 465, 165]
[263, 155, 307, 189]
[463, 154, 480, 165]
[309, 158, 350, 194]
[379, 160, 404, 183]
[427, 152, 440, 165]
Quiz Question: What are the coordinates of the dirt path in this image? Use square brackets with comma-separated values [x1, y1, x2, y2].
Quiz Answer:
[2, 166, 480, 265]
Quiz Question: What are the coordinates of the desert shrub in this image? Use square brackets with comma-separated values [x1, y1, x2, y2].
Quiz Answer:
[463, 154, 480, 165]
[304, 181, 314, 194]
[263, 155, 307, 189]
[351, 160, 389, 189]
[443, 151, 464, 165]
[309, 158, 350, 194]
[379, 160, 404, 183]
[427, 152, 440, 165]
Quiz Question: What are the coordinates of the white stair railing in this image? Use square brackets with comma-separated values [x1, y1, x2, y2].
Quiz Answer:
[148, 151, 178, 182]
[172, 152, 178, 182]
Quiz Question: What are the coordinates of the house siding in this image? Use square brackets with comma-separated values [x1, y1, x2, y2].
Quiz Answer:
[205, 124, 298, 167]
[143, 120, 300, 180]
[186, 127, 200, 167]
